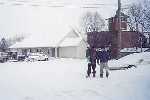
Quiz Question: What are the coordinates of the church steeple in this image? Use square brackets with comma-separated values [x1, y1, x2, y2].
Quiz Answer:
[108, 11, 129, 32]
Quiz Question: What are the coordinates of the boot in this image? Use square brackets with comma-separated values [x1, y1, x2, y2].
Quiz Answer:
[100, 74, 103, 78]
[93, 73, 96, 77]
[86, 73, 90, 78]
[92, 71, 96, 77]
[106, 71, 109, 78]
[86, 70, 91, 78]
[86, 75, 90, 78]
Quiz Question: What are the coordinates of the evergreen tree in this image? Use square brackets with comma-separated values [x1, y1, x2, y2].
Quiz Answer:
[0, 38, 8, 52]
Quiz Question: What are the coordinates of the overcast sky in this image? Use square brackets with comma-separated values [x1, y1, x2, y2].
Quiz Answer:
[0, 0, 139, 39]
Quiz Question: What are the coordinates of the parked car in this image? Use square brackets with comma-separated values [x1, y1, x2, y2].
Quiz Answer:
[0, 52, 8, 63]
[7, 51, 18, 60]
[25, 53, 49, 62]
[17, 54, 26, 61]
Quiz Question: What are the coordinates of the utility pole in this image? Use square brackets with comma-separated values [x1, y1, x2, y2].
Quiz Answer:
[117, 0, 122, 58]
[140, 37, 143, 52]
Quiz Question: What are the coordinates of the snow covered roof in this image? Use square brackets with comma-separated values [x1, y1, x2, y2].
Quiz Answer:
[59, 37, 82, 47]
[10, 24, 71, 48]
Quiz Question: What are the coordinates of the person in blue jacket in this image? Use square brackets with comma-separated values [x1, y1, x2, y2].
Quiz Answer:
[97, 47, 110, 78]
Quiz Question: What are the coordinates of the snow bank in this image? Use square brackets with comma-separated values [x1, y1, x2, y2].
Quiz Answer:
[109, 52, 150, 67]
[120, 48, 149, 53]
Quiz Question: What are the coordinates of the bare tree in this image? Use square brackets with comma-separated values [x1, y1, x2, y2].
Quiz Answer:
[127, 3, 144, 31]
[142, 0, 150, 32]
[80, 11, 105, 33]
[127, 0, 150, 32]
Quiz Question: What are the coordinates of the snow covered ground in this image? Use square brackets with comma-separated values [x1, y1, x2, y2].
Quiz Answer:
[0, 52, 150, 100]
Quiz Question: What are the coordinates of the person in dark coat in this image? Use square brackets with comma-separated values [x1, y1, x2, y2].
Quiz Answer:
[97, 48, 110, 78]
[86, 46, 97, 77]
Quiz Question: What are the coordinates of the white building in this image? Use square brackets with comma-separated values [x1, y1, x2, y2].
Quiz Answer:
[58, 29, 87, 58]
[10, 28, 87, 59]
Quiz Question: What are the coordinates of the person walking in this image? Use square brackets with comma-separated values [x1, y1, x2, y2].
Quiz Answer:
[86, 46, 97, 78]
[97, 48, 110, 78]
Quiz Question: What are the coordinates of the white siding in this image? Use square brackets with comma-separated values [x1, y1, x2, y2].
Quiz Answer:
[58, 40, 87, 58]
[58, 47, 77, 58]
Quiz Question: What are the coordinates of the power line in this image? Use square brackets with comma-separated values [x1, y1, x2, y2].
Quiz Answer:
[0, 1, 118, 8]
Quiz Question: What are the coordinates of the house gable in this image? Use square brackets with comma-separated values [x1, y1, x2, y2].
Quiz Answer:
[66, 29, 79, 38]
[57, 28, 88, 48]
